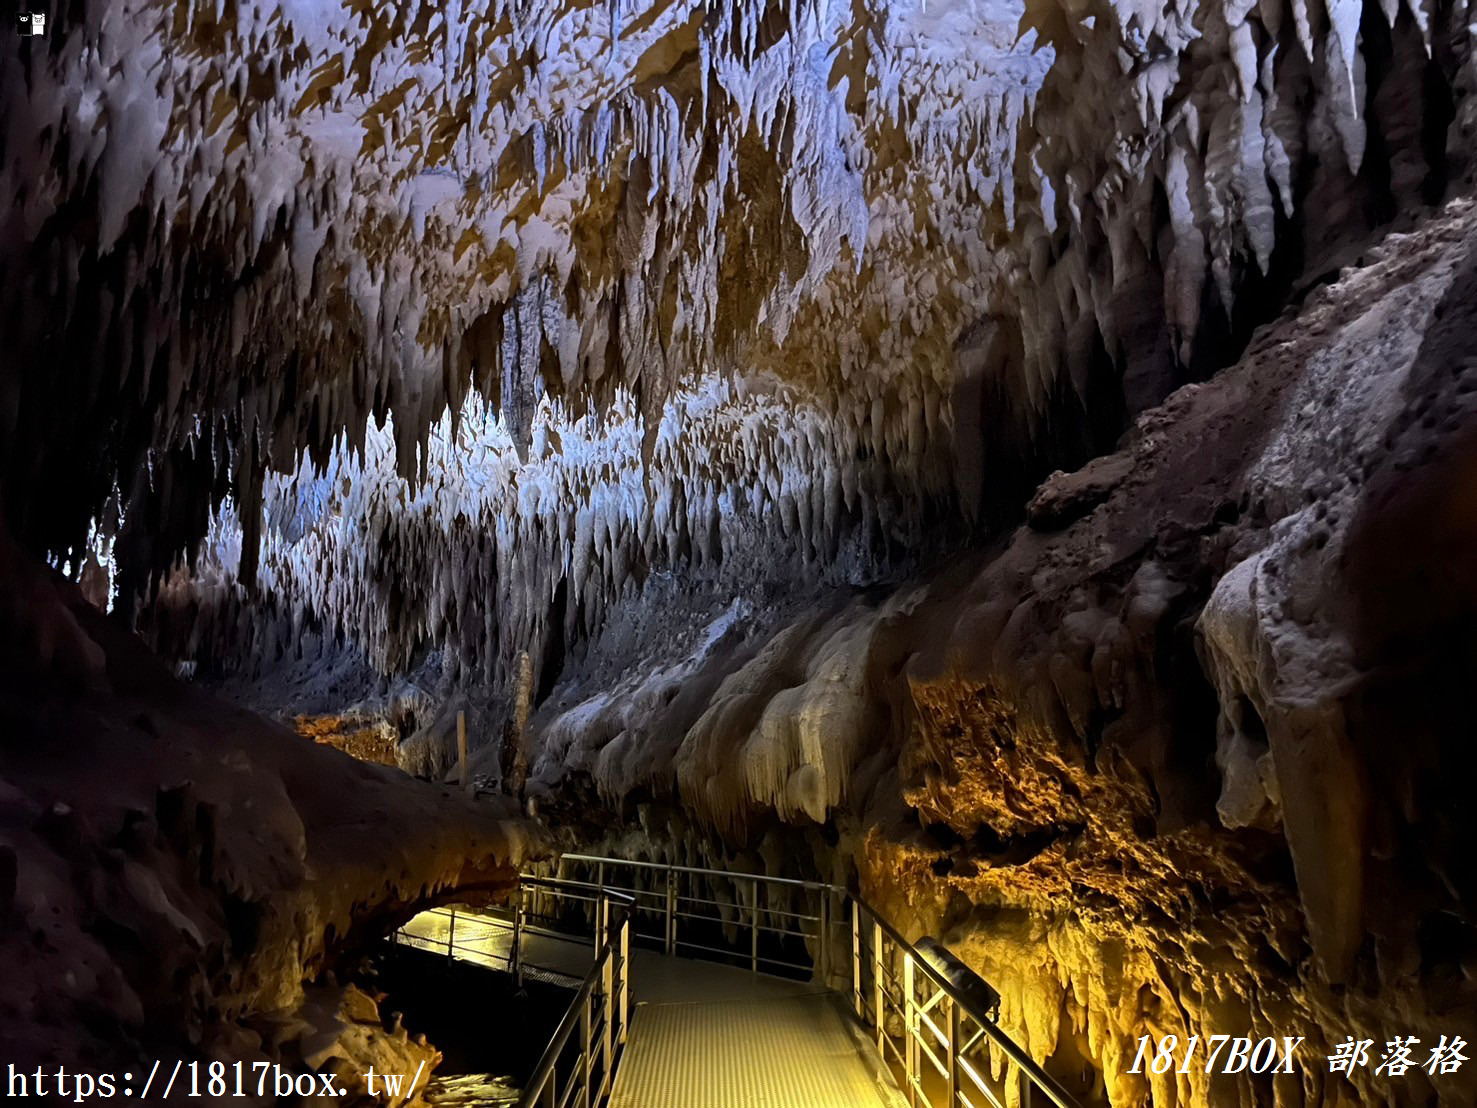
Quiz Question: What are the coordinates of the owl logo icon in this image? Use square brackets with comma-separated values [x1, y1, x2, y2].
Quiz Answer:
[17, 12, 47, 36]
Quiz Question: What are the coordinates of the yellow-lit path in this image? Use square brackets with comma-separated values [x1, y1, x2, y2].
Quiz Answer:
[397, 858, 1085, 1108]
[397, 914, 907, 1107]
[610, 956, 907, 1108]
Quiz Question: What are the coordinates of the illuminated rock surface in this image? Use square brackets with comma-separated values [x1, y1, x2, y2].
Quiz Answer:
[530, 198, 1477, 1105]
[0, 530, 540, 1084]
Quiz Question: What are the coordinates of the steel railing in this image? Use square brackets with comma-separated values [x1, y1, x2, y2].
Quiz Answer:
[393, 875, 613, 984]
[391, 878, 634, 1108]
[555, 853, 1086, 1108]
[392, 903, 519, 971]
[556, 852, 842, 981]
[392, 855, 1085, 1108]
[517, 888, 633, 1108]
[850, 899, 1084, 1108]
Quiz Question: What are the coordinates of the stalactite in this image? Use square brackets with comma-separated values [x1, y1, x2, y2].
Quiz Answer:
[1, 0, 1474, 1102]
[3, 0, 1467, 624]
[528, 198, 1477, 1108]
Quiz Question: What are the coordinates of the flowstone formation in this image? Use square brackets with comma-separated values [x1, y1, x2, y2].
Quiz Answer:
[0, 527, 541, 1091]
[530, 197, 1477, 1106]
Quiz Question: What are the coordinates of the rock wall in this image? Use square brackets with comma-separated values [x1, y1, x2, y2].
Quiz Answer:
[529, 196, 1477, 1105]
[0, 527, 542, 1087]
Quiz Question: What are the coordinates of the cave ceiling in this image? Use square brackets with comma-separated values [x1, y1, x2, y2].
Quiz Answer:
[1, 0, 1469, 686]
[3, 2, 1477, 1101]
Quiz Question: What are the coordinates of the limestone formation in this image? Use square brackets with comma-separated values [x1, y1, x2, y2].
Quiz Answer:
[3, 0, 1471, 700]
[3, 0, 1477, 1103]
[530, 197, 1477, 1105]
[0, 528, 542, 1087]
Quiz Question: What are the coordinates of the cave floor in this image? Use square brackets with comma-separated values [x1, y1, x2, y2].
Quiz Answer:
[611, 958, 907, 1108]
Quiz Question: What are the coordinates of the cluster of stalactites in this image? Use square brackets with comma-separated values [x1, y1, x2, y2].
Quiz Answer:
[150, 377, 943, 697]
[2, 0, 1470, 672]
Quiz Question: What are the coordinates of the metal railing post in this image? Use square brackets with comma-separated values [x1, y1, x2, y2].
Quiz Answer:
[514, 897, 525, 988]
[619, 914, 631, 1042]
[904, 951, 917, 1107]
[601, 940, 614, 1090]
[665, 867, 677, 956]
[597, 889, 610, 954]
[948, 997, 960, 1108]
[580, 992, 592, 1108]
[818, 889, 831, 985]
[750, 879, 760, 974]
[851, 898, 862, 1018]
[872, 916, 885, 1050]
[447, 908, 456, 963]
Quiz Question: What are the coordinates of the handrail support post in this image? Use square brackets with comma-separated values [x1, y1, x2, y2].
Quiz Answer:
[601, 913, 614, 1088]
[851, 898, 862, 1018]
[750, 878, 760, 974]
[948, 996, 960, 1108]
[872, 917, 884, 1051]
[580, 992, 592, 1108]
[619, 913, 631, 1043]
[597, 890, 609, 954]
[818, 889, 831, 986]
[904, 950, 917, 1106]
[513, 896, 525, 987]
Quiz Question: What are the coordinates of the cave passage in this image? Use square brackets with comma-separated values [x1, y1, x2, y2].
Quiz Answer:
[2, 0, 1477, 1105]
[371, 945, 569, 1105]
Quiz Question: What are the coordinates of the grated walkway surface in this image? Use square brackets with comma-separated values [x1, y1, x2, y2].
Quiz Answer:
[611, 958, 906, 1108]
[400, 910, 907, 1107]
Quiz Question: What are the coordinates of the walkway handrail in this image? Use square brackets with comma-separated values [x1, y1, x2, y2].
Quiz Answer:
[556, 851, 838, 979]
[393, 857, 1084, 1108]
[558, 854, 1085, 1108]
[852, 894, 1084, 1108]
[517, 888, 634, 1108]
[560, 851, 835, 891]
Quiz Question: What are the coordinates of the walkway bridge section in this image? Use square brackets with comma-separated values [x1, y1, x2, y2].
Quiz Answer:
[396, 855, 1087, 1108]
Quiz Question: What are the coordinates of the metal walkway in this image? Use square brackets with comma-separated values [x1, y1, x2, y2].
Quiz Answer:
[396, 857, 1088, 1108]
[610, 959, 905, 1108]
[397, 919, 903, 1104]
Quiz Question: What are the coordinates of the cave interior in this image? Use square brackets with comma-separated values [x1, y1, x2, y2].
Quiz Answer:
[3, 0, 1477, 1103]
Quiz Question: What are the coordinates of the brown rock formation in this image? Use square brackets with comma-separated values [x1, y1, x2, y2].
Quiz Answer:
[531, 196, 1477, 1105]
[3, 0, 1476, 1102]
[0, 528, 542, 1086]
